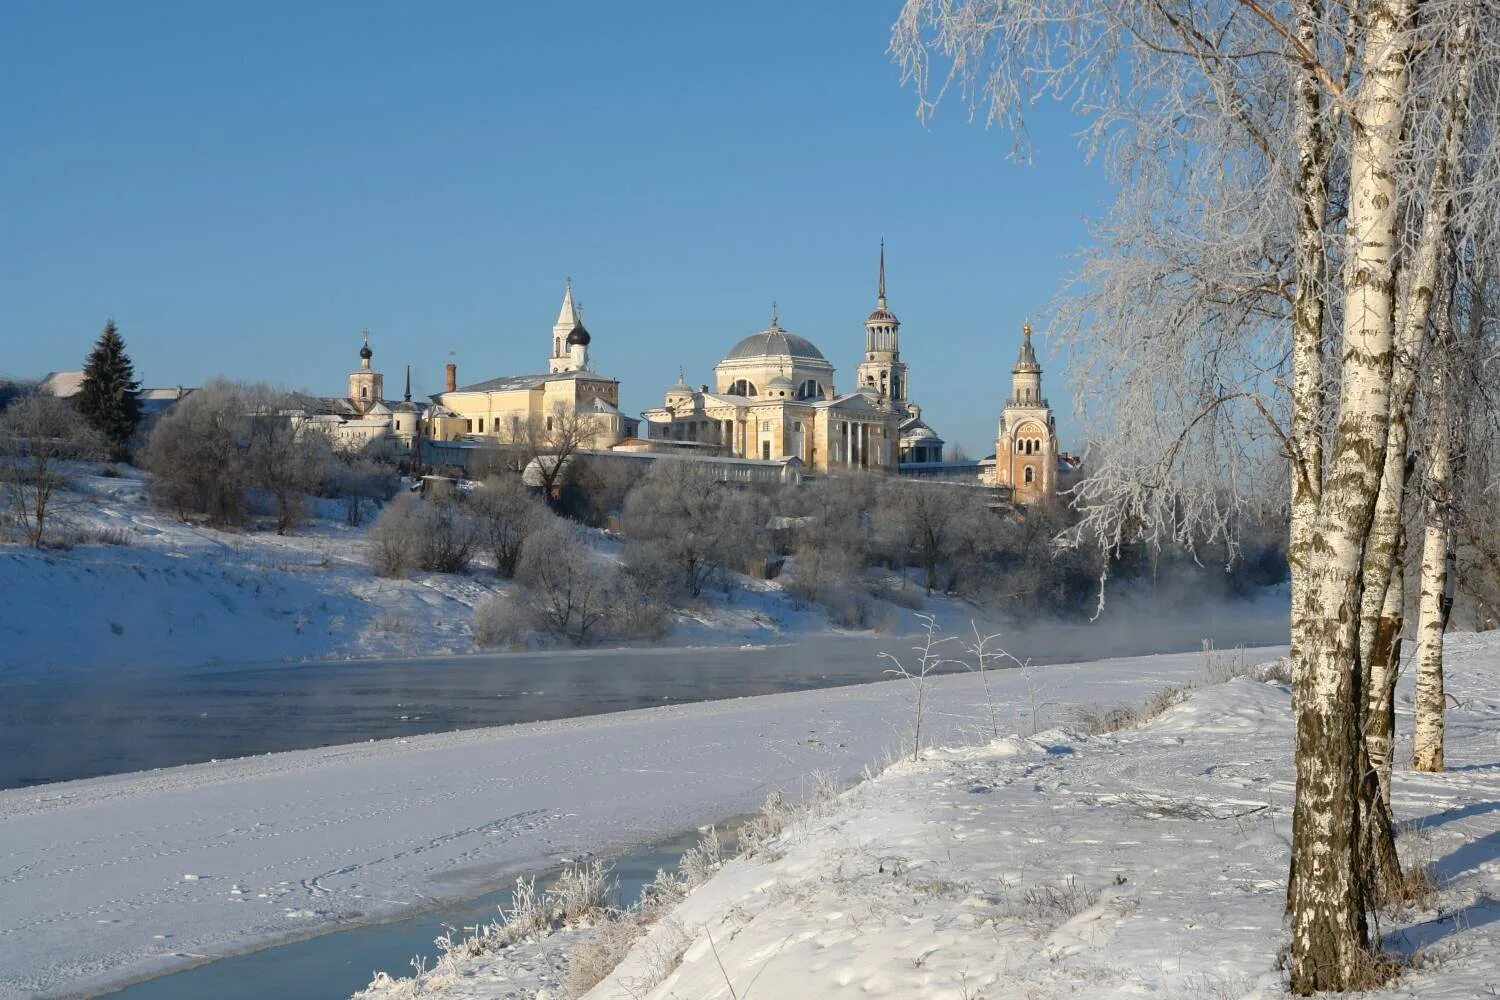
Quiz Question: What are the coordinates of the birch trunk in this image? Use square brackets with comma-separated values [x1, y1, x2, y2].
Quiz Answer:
[1414, 315, 1458, 772]
[1364, 534, 1405, 803]
[1283, 0, 1328, 923]
[1288, 0, 1413, 990]
[1360, 0, 1473, 801]
[1413, 476, 1449, 772]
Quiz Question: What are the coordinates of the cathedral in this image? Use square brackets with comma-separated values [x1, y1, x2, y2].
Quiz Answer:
[641, 245, 949, 475]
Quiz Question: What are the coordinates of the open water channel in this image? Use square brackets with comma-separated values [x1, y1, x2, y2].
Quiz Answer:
[1, 599, 1287, 790]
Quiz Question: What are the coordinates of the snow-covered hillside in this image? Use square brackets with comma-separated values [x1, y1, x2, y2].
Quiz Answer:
[0, 469, 836, 676]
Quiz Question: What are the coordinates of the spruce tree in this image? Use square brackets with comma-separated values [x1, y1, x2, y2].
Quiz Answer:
[76, 319, 143, 455]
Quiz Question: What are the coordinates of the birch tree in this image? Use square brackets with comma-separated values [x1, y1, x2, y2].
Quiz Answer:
[1412, 310, 1455, 773]
[1413, 269, 1496, 770]
[1360, 2, 1479, 801]
[892, 0, 1500, 991]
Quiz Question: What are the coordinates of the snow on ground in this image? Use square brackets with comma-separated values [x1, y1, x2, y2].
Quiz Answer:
[572, 632, 1500, 1000]
[0, 646, 1253, 1000]
[0, 469, 858, 677]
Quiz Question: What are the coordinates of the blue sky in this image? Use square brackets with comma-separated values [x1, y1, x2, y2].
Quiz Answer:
[2, 1, 1109, 454]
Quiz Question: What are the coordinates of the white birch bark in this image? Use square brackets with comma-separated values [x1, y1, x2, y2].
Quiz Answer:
[1413, 414, 1450, 772]
[1289, 0, 1413, 990]
[1361, 2, 1474, 801]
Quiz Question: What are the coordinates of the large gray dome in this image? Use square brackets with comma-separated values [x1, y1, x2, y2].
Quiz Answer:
[723, 326, 828, 364]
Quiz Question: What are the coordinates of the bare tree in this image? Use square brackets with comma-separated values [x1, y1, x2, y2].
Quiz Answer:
[1412, 268, 1495, 770]
[504, 403, 595, 505]
[784, 472, 877, 608]
[892, 1, 1500, 989]
[470, 473, 549, 578]
[368, 493, 424, 578]
[0, 395, 104, 546]
[877, 479, 971, 594]
[517, 520, 616, 644]
[323, 453, 400, 527]
[620, 460, 768, 599]
[244, 404, 335, 535]
[367, 484, 476, 578]
[142, 379, 251, 526]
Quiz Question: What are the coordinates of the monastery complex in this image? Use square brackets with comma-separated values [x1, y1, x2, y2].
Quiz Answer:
[189, 247, 1070, 502]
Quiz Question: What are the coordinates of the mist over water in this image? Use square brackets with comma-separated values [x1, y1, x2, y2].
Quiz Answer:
[1, 590, 1287, 790]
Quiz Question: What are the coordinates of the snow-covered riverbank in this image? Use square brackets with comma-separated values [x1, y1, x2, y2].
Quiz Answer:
[570, 633, 1500, 999]
[0, 469, 842, 679]
[0, 647, 1258, 999]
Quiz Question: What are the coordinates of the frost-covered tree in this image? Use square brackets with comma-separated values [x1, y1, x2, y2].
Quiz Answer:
[143, 379, 251, 525]
[75, 320, 142, 456]
[620, 461, 767, 599]
[517, 520, 616, 644]
[0, 394, 104, 546]
[892, 0, 1500, 990]
[470, 473, 549, 578]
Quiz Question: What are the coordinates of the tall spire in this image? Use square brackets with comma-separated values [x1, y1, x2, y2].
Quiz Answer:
[877, 239, 887, 309]
[403, 364, 411, 403]
[556, 278, 580, 329]
[1014, 320, 1041, 372]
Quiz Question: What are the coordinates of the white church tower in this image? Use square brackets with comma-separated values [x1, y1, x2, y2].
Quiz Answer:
[855, 241, 908, 411]
[549, 279, 591, 373]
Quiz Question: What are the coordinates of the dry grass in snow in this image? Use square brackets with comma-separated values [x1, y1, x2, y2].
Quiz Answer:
[570, 635, 1500, 1000]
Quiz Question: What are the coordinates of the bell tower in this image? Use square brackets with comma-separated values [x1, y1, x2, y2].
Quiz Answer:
[348, 329, 384, 414]
[854, 241, 908, 411]
[550, 279, 589, 373]
[992, 322, 1057, 503]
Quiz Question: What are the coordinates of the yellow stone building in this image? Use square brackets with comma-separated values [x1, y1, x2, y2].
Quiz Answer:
[642, 309, 901, 472]
[641, 248, 937, 473]
[429, 281, 634, 449]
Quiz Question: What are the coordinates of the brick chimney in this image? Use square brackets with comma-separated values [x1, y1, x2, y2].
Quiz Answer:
[445, 362, 457, 393]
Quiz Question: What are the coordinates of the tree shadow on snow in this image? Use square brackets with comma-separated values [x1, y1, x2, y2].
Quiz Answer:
[1434, 827, 1500, 884]
[1382, 892, 1500, 955]
[1399, 799, 1500, 833]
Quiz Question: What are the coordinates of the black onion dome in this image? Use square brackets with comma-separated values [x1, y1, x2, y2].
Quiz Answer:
[359, 342, 373, 360]
[566, 322, 591, 347]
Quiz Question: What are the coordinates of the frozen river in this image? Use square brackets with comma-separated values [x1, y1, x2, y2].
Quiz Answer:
[0, 599, 1288, 789]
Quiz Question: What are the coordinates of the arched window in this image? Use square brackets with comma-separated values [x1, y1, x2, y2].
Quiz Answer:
[360, 386, 369, 400]
[1024, 466, 1035, 484]
[730, 379, 757, 397]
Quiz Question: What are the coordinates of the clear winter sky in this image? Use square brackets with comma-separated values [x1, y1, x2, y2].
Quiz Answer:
[2, 2, 1110, 455]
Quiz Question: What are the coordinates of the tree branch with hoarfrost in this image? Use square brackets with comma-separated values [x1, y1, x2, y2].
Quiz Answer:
[892, 0, 1500, 991]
